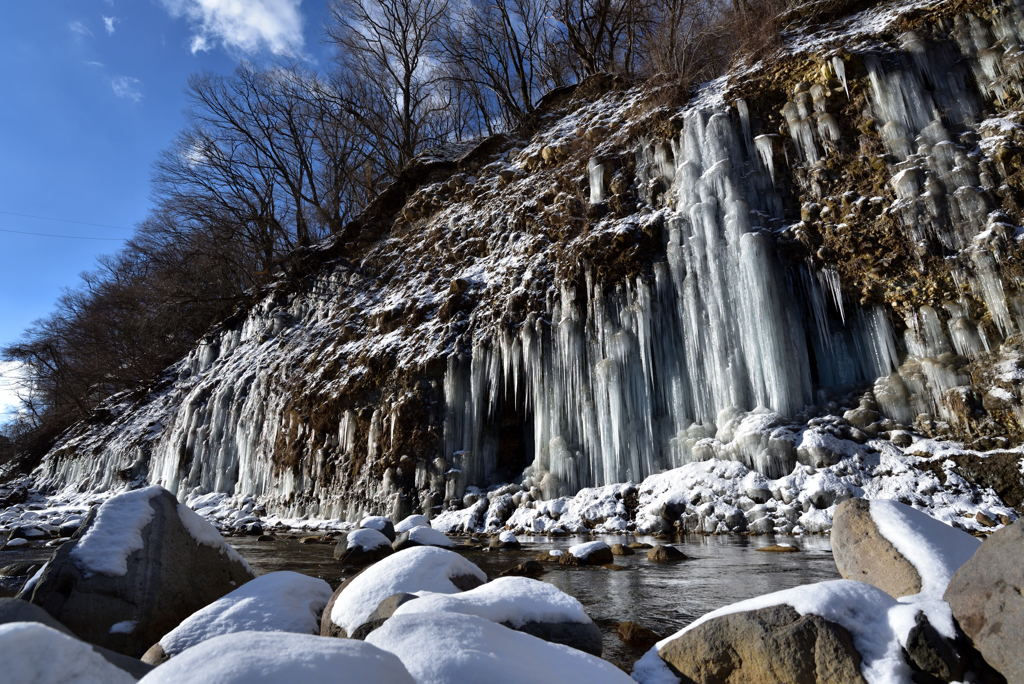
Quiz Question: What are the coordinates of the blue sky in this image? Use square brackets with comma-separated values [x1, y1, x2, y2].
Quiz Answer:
[0, 0, 333, 418]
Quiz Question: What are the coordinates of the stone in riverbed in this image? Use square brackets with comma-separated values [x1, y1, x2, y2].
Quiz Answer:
[830, 498, 922, 597]
[359, 515, 396, 542]
[616, 621, 662, 650]
[610, 543, 634, 556]
[944, 518, 1024, 683]
[756, 543, 799, 552]
[559, 541, 613, 566]
[20, 486, 254, 657]
[334, 528, 394, 567]
[497, 560, 545, 578]
[657, 604, 866, 683]
[647, 545, 687, 562]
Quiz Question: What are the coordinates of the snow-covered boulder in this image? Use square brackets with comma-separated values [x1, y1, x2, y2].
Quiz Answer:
[141, 571, 332, 664]
[392, 525, 454, 551]
[489, 530, 520, 549]
[560, 540, 613, 566]
[334, 528, 394, 566]
[831, 498, 979, 599]
[0, 621, 136, 684]
[137, 630, 414, 683]
[321, 546, 487, 638]
[945, 518, 1024, 683]
[366, 612, 632, 683]
[391, 576, 603, 654]
[394, 514, 429, 534]
[359, 515, 396, 542]
[0, 598, 153, 678]
[20, 486, 254, 657]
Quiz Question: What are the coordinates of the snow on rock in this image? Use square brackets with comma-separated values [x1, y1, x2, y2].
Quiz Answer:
[868, 499, 980, 597]
[0, 621, 135, 684]
[639, 580, 915, 684]
[366, 612, 632, 683]
[4, 538, 28, 548]
[70, 486, 161, 577]
[174, 501, 251, 572]
[392, 576, 591, 627]
[346, 528, 392, 551]
[360, 515, 391, 532]
[138, 631, 414, 684]
[146, 571, 332, 663]
[328, 546, 487, 637]
[394, 515, 429, 533]
[401, 525, 454, 548]
[498, 530, 518, 544]
[568, 540, 611, 559]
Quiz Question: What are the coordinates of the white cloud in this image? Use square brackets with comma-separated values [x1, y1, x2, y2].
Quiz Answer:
[69, 20, 93, 37]
[85, 60, 105, 68]
[159, 0, 305, 57]
[103, 16, 118, 35]
[111, 76, 143, 102]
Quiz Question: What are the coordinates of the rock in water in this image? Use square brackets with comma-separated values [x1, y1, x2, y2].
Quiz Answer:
[391, 525, 454, 551]
[646, 545, 687, 562]
[559, 541, 613, 566]
[945, 519, 1024, 683]
[830, 498, 979, 599]
[20, 486, 254, 657]
[142, 571, 332, 664]
[321, 546, 486, 638]
[334, 528, 394, 566]
[359, 515, 396, 542]
[658, 604, 866, 683]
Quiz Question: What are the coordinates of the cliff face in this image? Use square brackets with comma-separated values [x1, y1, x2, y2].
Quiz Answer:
[33, 0, 1024, 522]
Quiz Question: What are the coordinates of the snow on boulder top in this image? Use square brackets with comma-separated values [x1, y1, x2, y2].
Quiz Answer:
[359, 516, 392, 532]
[392, 576, 590, 628]
[568, 540, 610, 558]
[347, 528, 392, 550]
[154, 571, 333, 659]
[367, 612, 632, 683]
[395, 514, 429, 533]
[868, 499, 980, 597]
[0, 621, 135, 684]
[329, 546, 486, 635]
[70, 485, 162, 577]
[406, 525, 453, 548]
[649, 580, 911, 684]
[498, 530, 518, 543]
[139, 630, 414, 684]
[175, 502, 251, 572]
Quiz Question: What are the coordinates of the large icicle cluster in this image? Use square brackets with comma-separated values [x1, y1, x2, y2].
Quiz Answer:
[27, 0, 1024, 523]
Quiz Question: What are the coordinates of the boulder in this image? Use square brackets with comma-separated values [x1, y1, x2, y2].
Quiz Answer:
[616, 621, 662, 650]
[489, 530, 520, 549]
[359, 515, 396, 542]
[392, 525, 454, 551]
[334, 528, 394, 566]
[137, 630, 414, 684]
[350, 592, 419, 640]
[647, 545, 687, 562]
[497, 560, 545, 578]
[658, 604, 865, 683]
[321, 546, 486, 638]
[141, 571, 332, 664]
[831, 498, 979, 599]
[945, 519, 1024, 683]
[394, 514, 429, 534]
[0, 621, 139, 684]
[20, 486, 254, 657]
[0, 598, 153, 679]
[391, 576, 603, 655]
[559, 541, 613, 566]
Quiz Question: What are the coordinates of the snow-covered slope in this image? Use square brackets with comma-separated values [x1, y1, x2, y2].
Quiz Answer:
[30, 0, 1024, 524]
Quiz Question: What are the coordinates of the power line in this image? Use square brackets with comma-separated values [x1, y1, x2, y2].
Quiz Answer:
[0, 210, 133, 232]
[0, 227, 127, 241]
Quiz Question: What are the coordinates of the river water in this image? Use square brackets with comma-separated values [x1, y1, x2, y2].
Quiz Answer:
[2, 533, 839, 672]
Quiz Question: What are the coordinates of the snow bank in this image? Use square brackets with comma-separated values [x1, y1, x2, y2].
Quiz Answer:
[366, 612, 632, 683]
[0, 621, 135, 684]
[139, 631, 414, 683]
[156, 571, 332, 658]
[642, 580, 915, 684]
[346, 528, 391, 550]
[70, 486, 161, 577]
[329, 546, 486, 635]
[392, 576, 590, 627]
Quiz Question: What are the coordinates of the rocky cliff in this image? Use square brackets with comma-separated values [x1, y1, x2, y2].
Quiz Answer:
[32, 0, 1024, 524]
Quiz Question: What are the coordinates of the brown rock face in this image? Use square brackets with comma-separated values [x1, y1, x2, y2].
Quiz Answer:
[21, 488, 254, 658]
[831, 498, 922, 598]
[658, 604, 866, 684]
[647, 545, 688, 562]
[944, 519, 1024, 683]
